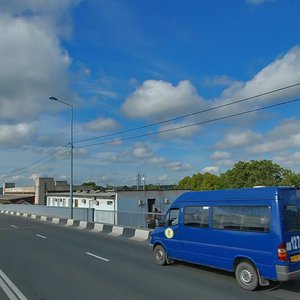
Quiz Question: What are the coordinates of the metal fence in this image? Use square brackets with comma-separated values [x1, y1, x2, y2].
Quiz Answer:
[0, 204, 94, 222]
[94, 210, 164, 228]
[0, 204, 165, 228]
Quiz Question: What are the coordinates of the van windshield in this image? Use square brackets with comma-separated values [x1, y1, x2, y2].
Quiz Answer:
[284, 204, 300, 232]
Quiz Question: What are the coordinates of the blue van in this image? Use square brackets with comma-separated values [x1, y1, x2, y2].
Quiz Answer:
[150, 187, 300, 290]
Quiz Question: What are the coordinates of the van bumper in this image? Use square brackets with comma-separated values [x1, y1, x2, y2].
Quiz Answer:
[276, 265, 300, 281]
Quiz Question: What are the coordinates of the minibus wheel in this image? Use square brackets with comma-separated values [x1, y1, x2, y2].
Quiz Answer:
[153, 245, 168, 265]
[235, 261, 259, 291]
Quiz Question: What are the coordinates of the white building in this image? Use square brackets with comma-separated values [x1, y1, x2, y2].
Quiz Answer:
[46, 189, 188, 227]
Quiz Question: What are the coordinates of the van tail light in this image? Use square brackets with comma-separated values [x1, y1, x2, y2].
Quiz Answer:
[278, 243, 288, 261]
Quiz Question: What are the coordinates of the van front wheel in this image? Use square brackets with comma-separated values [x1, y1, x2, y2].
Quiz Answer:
[153, 245, 167, 265]
[235, 261, 259, 291]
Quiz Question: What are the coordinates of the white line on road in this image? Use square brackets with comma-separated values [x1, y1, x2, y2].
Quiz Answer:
[0, 268, 28, 300]
[35, 234, 47, 239]
[85, 252, 110, 262]
[10, 225, 17, 229]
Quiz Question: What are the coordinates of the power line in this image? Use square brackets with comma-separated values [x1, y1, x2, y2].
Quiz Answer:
[3, 147, 70, 179]
[5, 143, 69, 175]
[76, 97, 300, 149]
[74, 82, 300, 145]
[3, 82, 300, 178]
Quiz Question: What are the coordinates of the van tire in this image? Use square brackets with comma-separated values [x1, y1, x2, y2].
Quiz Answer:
[235, 261, 259, 291]
[153, 245, 168, 265]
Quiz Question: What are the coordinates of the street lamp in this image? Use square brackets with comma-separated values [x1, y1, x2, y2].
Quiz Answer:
[49, 96, 74, 219]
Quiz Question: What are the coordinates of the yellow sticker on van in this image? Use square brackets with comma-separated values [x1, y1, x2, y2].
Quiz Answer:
[165, 228, 174, 239]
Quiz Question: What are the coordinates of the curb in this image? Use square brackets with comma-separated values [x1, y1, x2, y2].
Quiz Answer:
[0, 210, 152, 242]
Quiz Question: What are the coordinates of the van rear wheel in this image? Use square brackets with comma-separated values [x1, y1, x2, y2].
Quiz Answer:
[235, 261, 259, 291]
[153, 245, 168, 265]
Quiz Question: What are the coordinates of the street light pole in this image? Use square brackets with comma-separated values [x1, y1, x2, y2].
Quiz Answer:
[49, 96, 74, 219]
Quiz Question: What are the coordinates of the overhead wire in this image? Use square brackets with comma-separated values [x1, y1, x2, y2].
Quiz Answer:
[73, 82, 300, 145]
[76, 97, 300, 148]
[3, 82, 300, 178]
[3, 146, 70, 179]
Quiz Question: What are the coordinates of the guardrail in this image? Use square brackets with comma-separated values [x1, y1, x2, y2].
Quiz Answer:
[0, 204, 164, 229]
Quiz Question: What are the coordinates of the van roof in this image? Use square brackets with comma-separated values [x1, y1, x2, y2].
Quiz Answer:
[174, 186, 298, 203]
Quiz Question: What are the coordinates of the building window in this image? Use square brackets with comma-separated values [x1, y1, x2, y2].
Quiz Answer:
[82, 199, 86, 204]
[107, 201, 113, 205]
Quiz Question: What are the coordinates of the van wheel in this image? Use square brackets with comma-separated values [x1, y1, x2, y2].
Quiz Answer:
[153, 245, 168, 265]
[235, 261, 259, 291]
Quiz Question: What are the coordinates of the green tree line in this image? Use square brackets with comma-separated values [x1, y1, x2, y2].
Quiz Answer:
[177, 160, 300, 191]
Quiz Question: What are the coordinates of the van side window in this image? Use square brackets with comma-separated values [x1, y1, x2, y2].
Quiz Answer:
[184, 206, 209, 228]
[213, 206, 270, 232]
[161, 208, 180, 227]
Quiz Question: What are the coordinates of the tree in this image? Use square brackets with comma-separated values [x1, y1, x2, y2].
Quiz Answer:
[178, 173, 221, 191]
[82, 181, 97, 187]
[220, 160, 290, 188]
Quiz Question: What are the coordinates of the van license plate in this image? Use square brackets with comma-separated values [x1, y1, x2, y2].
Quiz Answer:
[291, 254, 300, 263]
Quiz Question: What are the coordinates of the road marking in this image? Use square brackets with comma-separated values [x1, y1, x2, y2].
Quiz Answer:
[35, 234, 47, 239]
[85, 252, 110, 262]
[11, 225, 17, 228]
[0, 268, 28, 300]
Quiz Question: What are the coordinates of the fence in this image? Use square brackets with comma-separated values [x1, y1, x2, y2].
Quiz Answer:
[94, 210, 164, 229]
[0, 204, 164, 229]
[0, 204, 94, 222]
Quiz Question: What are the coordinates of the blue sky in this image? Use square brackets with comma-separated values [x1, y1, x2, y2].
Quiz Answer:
[1, 0, 300, 187]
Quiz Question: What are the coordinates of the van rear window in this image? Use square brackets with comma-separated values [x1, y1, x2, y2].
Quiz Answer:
[284, 205, 300, 232]
[213, 206, 270, 232]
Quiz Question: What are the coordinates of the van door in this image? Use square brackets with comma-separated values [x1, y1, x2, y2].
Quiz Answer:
[160, 207, 181, 259]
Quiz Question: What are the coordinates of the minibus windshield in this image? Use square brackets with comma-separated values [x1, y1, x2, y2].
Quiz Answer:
[284, 204, 300, 232]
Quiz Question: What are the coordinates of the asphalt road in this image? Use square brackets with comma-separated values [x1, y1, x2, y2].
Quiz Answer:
[0, 213, 299, 300]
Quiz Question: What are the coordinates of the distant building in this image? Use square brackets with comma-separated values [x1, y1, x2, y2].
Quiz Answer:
[3, 178, 70, 205]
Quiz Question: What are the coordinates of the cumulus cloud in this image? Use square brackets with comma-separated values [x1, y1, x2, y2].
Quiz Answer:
[122, 80, 205, 120]
[132, 142, 191, 171]
[85, 117, 120, 132]
[158, 122, 201, 139]
[202, 75, 235, 87]
[201, 166, 219, 174]
[0, 123, 34, 148]
[0, 15, 71, 123]
[211, 151, 231, 160]
[122, 47, 300, 141]
[218, 47, 300, 108]
[248, 119, 300, 154]
[133, 143, 153, 159]
[218, 130, 262, 148]
[0, 0, 80, 140]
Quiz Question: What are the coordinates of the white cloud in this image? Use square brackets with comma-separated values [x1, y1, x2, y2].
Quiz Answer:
[0, 123, 34, 148]
[122, 47, 300, 142]
[133, 143, 153, 159]
[132, 142, 191, 172]
[122, 80, 205, 120]
[218, 130, 262, 148]
[218, 47, 300, 108]
[158, 122, 201, 139]
[0, 15, 72, 123]
[158, 174, 168, 182]
[85, 117, 120, 132]
[202, 75, 235, 87]
[248, 119, 300, 154]
[211, 151, 231, 160]
[201, 166, 219, 174]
